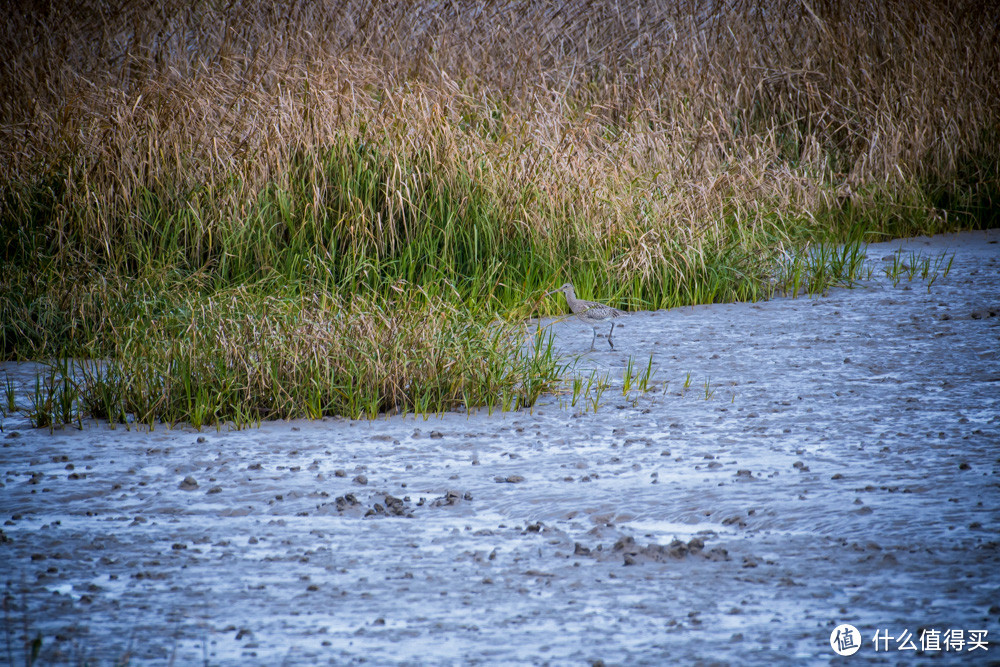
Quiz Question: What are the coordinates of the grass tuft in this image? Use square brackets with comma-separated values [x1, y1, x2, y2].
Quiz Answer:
[72, 289, 563, 426]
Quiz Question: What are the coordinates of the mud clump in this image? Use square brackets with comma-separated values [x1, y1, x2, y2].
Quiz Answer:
[599, 536, 729, 566]
[335, 493, 360, 511]
[431, 490, 473, 507]
[329, 492, 414, 518]
[365, 494, 413, 518]
[495, 475, 525, 483]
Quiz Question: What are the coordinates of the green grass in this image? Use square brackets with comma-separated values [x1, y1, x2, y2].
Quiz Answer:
[3, 132, 987, 363]
[881, 249, 955, 290]
[9, 291, 564, 429]
[74, 289, 562, 428]
[0, 180, 975, 428]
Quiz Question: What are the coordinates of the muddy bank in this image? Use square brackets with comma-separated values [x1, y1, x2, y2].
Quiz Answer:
[2, 230, 999, 664]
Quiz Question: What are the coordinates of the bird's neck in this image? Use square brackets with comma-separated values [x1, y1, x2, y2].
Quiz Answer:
[565, 291, 584, 311]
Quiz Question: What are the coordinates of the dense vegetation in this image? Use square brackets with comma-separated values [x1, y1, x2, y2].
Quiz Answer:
[1, 0, 997, 424]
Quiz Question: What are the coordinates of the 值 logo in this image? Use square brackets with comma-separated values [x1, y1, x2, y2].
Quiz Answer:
[831, 624, 862, 656]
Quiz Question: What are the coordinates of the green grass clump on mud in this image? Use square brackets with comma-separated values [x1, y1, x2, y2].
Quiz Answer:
[76, 289, 561, 427]
[1, 1, 998, 426]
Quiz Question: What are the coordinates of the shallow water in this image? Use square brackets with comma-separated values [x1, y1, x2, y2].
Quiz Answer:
[2, 230, 999, 665]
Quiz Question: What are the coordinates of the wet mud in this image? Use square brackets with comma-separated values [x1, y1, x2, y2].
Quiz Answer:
[2, 230, 999, 664]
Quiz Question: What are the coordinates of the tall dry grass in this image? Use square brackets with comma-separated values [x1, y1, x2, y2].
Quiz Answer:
[3, 1, 996, 244]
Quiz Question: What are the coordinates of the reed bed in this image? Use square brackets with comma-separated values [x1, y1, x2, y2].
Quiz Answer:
[1, 0, 997, 423]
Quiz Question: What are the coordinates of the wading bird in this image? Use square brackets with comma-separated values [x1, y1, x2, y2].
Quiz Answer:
[545, 283, 627, 350]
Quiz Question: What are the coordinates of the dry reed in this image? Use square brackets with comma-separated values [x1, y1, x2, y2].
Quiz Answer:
[3, 1, 996, 248]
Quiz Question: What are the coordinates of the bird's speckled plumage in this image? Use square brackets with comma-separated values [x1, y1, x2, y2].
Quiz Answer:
[545, 283, 627, 350]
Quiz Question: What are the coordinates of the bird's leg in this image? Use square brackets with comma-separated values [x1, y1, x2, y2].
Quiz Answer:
[589, 327, 597, 350]
[608, 322, 615, 350]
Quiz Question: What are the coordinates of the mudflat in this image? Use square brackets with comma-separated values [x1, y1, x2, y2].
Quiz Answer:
[2, 229, 998, 664]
